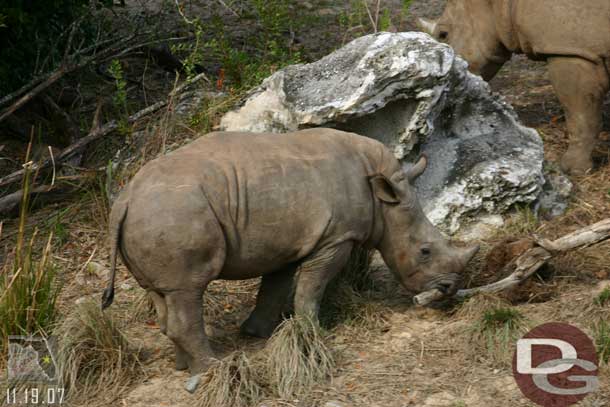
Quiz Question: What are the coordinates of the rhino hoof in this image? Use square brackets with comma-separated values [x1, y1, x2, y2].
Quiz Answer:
[560, 150, 593, 175]
[185, 374, 202, 393]
[240, 317, 276, 338]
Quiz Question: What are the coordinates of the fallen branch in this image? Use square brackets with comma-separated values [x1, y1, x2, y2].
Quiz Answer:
[0, 72, 209, 188]
[0, 184, 72, 216]
[414, 218, 610, 306]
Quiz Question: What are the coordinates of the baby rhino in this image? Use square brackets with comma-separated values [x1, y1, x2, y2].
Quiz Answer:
[101, 128, 478, 377]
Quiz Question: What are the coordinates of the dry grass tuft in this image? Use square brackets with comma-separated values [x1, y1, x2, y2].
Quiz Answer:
[55, 300, 143, 404]
[196, 351, 263, 407]
[264, 314, 335, 399]
[130, 290, 157, 323]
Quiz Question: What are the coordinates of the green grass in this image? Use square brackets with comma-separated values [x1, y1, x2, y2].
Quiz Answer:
[595, 288, 610, 307]
[0, 152, 61, 355]
[469, 306, 527, 367]
[594, 319, 610, 365]
[504, 205, 539, 236]
[481, 307, 524, 331]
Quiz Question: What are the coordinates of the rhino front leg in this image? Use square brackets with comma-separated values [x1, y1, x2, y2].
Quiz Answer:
[241, 266, 297, 338]
[547, 56, 609, 174]
[294, 242, 353, 318]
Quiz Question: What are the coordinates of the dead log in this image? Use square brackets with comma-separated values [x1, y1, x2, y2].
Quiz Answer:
[413, 218, 610, 306]
[0, 184, 73, 216]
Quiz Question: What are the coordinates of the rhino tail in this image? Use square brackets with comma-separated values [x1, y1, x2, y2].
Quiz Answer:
[102, 197, 128, 310]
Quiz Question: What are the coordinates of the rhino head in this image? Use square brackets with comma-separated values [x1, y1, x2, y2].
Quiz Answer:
[370, 156, 479, 297]
[418, 0, 512, 81]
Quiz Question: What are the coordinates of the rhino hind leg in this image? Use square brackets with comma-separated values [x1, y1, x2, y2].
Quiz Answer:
[165, 289, 216, 374]
[294, 242, 353, 318]
[240, 266, 297, 338]
[148, 290, 189, 370]
[547, 56, 610, 174]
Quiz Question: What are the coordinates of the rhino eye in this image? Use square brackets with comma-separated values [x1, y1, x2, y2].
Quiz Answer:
[439, 31, 449, 40]
[420, 247, 431, 256]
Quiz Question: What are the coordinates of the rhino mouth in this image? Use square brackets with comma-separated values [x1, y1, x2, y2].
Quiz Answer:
[425, 273, 462, 295]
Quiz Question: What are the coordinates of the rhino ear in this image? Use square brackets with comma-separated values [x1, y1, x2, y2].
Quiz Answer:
[406, 154, 428, 182]
[370, 175, 401, 204]
[417, 17, 437, 35]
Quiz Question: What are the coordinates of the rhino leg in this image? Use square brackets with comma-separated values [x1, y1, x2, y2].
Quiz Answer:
[547, 56, 610, 174]
[240, 266, 297, 338]
[294, 242, 353, 318]
[165, 289, 216, 375]
[148, 290, 189, 370]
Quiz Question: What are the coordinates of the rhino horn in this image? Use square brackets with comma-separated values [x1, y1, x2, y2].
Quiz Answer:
[458, 244, 480, 267]
[417, 17, 437, 35]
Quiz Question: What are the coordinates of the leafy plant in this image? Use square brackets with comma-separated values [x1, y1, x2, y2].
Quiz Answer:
[174, 0, 300, 91]
[108, 59, 127, 112]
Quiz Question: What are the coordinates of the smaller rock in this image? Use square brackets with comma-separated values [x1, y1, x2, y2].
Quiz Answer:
[423, 391, 456, 406]
[536, 169, 573, 219]
[88, 261, 109, 280]
[412, 367, 425, 375]
[120, 282, 133, 291]
[185, 374, 202, 394]
[75, 296, 88, 305]
[318, 8, 336, 16]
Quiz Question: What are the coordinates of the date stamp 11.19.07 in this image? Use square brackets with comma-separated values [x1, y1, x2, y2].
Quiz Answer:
[5, 336, 65, 405]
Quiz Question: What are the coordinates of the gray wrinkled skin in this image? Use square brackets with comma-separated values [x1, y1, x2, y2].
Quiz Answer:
[420, 0, 610, 174]
[102, 128, 478, 377]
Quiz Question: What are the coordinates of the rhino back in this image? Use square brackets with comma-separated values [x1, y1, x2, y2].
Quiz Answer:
[514, 0, 610, 63]
[128, 129, 394, 280]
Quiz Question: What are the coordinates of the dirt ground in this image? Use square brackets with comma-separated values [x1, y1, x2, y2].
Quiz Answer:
[2, 1, 610, 406]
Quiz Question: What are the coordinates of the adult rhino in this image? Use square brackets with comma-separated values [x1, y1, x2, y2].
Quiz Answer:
[419, 0, 610, 174]
[101, 128, 478, 377]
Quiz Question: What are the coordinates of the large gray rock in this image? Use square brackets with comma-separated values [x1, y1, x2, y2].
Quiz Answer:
[220, 32, 545, 234]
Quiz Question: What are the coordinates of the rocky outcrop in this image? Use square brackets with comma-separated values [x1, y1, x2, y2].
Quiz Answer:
[220, 32, 545, 234]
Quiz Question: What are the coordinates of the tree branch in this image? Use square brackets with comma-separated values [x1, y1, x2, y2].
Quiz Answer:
[0, 72, 209, 188]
